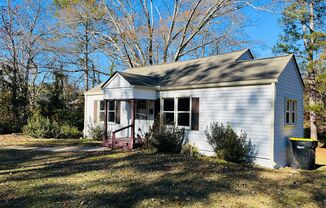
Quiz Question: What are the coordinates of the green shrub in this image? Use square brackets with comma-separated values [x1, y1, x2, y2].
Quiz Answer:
[88, 125, 104, 141]
[205, 123, 256, 164]
[58, 124, 81, 139]
[23, 112, 81, 139]
[23, 113, 59, 138]
[147, 119, 185, 153]
[181, 143, 201, 158]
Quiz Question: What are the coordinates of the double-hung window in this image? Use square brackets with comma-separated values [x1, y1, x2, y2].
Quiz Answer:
[99, 101, 105, 122]
[163, 97, 191, 127]
[163, 98, 175, 125]
[108, 101, 115, 123]
[99, 100, 115, 123]
[177, 98, 190, 127]
[285, 99, 297, 125]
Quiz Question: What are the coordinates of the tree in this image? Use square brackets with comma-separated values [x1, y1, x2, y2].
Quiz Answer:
[92, 0, 255, 67]
[0, 0, 54, 131]
[273, 0, 325, 139]
[54, 0, 108, 91]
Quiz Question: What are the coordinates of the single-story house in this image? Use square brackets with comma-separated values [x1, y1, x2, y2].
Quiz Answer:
[84, 49, 304, 168]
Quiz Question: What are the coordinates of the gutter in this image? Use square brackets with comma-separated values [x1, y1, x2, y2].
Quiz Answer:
[156, 79, 278, 91]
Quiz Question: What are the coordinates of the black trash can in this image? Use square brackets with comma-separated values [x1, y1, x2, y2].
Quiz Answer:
[289, 138, 318, 170]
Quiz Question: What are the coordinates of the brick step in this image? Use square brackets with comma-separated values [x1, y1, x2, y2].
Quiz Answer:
[102, 138, 132, 150]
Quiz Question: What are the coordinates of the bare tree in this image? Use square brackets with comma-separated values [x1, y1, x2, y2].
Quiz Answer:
[0, 0, 55, 113]
[53, 0, 109, 91]
[92, 0, 255, 68]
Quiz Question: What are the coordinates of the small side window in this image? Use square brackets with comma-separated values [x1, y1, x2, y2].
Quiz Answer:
[285, 99, 297, 125]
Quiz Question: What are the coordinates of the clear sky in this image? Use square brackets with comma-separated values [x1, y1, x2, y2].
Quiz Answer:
[241, 6, 282, 58]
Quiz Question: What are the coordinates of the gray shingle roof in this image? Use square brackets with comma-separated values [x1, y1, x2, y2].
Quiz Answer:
[125, 50, 293, 87]
[118, 72, 160, 87]
[86, 49, 298, 94]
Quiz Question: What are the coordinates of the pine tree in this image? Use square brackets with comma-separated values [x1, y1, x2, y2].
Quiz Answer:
[273, 0, 325, 139]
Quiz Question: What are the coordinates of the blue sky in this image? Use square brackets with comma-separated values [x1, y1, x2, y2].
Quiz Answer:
[242, 6, 282, 58]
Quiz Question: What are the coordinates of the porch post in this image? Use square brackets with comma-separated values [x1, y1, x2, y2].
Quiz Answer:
[103, 99, 108, 140]
[130, 99, 136, 148]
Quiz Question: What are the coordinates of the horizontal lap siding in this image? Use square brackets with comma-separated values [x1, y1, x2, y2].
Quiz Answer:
[159, 85, 273, 161]
[84, 95, 131, 138]
[84, 94, 104, 137]
[274, 60, 304, 167]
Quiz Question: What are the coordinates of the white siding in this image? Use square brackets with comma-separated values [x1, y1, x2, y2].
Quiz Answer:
[274, 59, 304, 167]
[103, 73, 157, 100]
[105, 73, 131, 88]
[84, 94, 132, 138]
[84, 94, 104, 137]
[159, 85, 274, 167]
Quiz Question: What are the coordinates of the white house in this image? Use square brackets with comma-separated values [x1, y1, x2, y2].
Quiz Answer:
[84, 49, 304, 168]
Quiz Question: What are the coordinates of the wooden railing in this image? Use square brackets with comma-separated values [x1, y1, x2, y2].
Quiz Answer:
[111, 124, 133, 148]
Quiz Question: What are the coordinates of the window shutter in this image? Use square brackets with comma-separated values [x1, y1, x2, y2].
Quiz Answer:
[93, 100, 98, 123]
[191, 98, 199, 130]
[115, 101, 120, 124]
[154, 99, 160, 119]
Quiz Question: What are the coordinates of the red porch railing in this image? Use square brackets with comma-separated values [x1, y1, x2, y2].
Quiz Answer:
[111, 124, 133, 149]
[103, 99, 136, 150]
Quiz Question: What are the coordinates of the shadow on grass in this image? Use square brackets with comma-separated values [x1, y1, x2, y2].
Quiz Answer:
[0, 149, 325, 208]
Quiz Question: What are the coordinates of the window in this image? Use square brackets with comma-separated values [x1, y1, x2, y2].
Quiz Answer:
[163, 98, 174, 125]
[177, 98, 190, 126]
[136, 100, 148, 119]
[99, 101, 105, 122]
[285, 99, 297, 125]
[162, 97, 191, 127]
[98, 100, 115, 123]
[108, 101, 115, 122]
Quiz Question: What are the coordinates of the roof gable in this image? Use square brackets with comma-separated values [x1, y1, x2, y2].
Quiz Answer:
[102, 72, 132, 89]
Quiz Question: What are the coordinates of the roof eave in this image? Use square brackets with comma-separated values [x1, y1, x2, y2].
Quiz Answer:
[157, 79, 278, 91]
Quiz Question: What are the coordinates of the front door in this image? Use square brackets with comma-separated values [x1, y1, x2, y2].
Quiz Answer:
[135, 100, 155, 139]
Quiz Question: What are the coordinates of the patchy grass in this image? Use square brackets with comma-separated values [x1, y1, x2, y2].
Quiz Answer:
[0, 149, 325, 208]
[0, 134, 101, 147]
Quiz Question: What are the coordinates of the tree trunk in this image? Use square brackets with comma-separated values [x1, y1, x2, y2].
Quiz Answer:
[308, 1, 318, 139]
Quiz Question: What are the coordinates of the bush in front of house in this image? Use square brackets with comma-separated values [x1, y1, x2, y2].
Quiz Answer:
[87, 125, 105, 141]
[22, 112, 81, 139]
[181, 143, 201, 158]
[205, 123, 256, 164]
[147, 118, 185, 153]
[58, 124, 81, 139]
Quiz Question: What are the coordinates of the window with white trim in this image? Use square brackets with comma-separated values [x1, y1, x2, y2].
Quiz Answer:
[177, 97, 190, 127]
[108, 101, 115, 122]
[99, 100, 115, 123]
[99, 101, 105, 122]
[163, 98, 175, 125]
[162, 97, 191, 127]
[285, 99, 297, 125]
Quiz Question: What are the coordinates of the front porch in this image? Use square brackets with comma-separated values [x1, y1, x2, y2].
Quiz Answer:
[102, 99, 158, 150]
[100, 71, 159, 149]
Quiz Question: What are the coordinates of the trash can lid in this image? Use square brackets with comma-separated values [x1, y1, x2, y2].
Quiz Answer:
[289, 137, 318, 142]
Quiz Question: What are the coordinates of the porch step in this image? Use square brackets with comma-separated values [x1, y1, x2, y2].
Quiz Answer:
[102, 138, 132, 150]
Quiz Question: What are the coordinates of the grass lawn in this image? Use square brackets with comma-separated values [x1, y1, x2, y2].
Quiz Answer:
[0, 134, 101, 147]
[0, 148, 325, 208]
